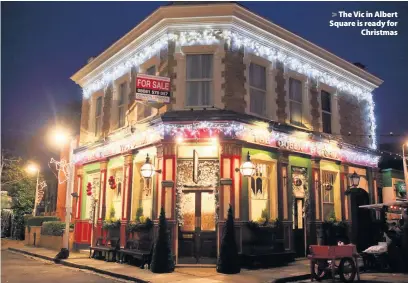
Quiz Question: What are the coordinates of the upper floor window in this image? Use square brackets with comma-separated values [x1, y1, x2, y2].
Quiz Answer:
[249, 63, 266, 116]
[289, 78, 303, 126]
[95, 96, 103, 136]
[321, 90, 332, 134]
[118, 83, 126, 128]
[186, 54, 213, 107]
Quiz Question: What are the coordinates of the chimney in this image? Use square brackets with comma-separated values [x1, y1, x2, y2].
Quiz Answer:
[353, 62, 366, 70]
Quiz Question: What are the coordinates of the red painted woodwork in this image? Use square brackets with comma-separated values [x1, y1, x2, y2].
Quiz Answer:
[75, 174, 83, 220]
[126, 161, 134, 221]
[74, 220, 92, 244]
[120, 222, 126, 248]
[101, 168, 107, 220]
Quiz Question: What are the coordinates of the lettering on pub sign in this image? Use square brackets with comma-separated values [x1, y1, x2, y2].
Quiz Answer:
[136, 74, 171, 103]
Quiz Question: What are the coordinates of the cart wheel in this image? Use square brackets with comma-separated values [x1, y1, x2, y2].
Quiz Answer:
[311, 260, 327, 281]
[339, 257, 356, 283]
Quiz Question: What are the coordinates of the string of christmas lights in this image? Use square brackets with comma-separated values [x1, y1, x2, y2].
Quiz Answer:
[80, 28, 378, 149]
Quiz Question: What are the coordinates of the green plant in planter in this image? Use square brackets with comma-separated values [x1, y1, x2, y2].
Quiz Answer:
[41, 221, 65, 236]
[127, 217, 153, 233]
[135, 207, 143, 223]
[103, 206, 120, 230]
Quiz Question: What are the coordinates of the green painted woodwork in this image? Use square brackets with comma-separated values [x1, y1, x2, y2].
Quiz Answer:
[108, 156, 124, 168]
[81, 163, 101, 220]
[382, 170, 393, 187]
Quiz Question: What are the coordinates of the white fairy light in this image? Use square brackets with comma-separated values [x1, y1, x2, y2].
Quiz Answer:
[49, 158, 72, 184]
[80, 28, 378, 148]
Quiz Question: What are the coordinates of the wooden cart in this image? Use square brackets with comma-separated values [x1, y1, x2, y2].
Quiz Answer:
[308, 245, 360, 282]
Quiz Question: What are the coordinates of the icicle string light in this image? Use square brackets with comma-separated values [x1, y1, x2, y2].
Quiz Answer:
[81, 29, 378, 149]
[73, 121, 379, 167]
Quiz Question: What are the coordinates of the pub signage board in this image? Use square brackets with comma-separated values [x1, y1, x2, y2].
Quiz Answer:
[136, 74, 171, 104]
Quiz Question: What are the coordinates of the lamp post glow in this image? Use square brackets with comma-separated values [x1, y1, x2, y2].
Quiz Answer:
[26, 163, 40, 216]
[349, 171, 361, 188]
[239, 152, 256, 177]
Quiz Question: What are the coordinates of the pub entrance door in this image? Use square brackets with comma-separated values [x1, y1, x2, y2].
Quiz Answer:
[178, 189, 217, 264]
[293, 198, 306, 257]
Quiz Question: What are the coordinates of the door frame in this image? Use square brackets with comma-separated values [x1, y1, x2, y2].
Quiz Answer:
[178, 188, 217, 263]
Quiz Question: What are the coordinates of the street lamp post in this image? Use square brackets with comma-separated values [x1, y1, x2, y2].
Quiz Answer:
[26, 164, 40, 216]
[50, 128, 75, 252]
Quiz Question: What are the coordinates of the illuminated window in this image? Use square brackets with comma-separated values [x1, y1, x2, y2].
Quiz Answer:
[249, 162, 271, 221]
[321, 91, 332, 134]
[186, 54, 213, 107]
[289, 78, 303, 126]
[322, 170, 336, 220]
[118, 83, 126, 128]
[249, 63, 266, 116]
[95, 96, 103, 136]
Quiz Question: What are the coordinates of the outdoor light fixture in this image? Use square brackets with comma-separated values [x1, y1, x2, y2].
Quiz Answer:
[349, 171, 361, 188]
[140, 154, 161, 179]
[236, 151, 256, 177]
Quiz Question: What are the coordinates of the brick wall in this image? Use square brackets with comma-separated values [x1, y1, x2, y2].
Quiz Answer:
[309, 80, 320, 131]
[275, 61, 287, 123]
[222, 44, 246, 113]
[79, 98, 90, 145]
[338, 92, 371, 148]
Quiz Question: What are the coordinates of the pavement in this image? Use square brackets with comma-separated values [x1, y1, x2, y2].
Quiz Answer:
[2, 239, 310, 283]
[3, 239, 407, 283]
[1, 250, 127, 283]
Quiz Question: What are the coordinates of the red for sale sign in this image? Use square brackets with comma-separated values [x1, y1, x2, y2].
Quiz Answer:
[135, 74, 171, 104]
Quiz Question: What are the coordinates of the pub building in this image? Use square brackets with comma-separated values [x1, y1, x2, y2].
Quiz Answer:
[69, 2, 383, 263]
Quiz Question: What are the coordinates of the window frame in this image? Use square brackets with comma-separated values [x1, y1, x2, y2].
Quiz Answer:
[321, 90, 332, 134]
[249, 62, 267, 117]
[185, 54, 214, 108]
[118, 82, 127, 128]
[95, 96, 103, 137]
[321, 170, 337, 220]
[288, 77, 303, 126]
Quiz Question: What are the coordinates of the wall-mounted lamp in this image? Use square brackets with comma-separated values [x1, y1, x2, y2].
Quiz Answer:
[348, 171, 361, 188]
[235, 151, 256, 177]
[140, 154, 162, 179]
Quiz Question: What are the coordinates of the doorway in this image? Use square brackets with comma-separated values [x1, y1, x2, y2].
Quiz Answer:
[349, 188, 370, 251]
[178, 189, 217, 264]
[293, 198, 305, 257]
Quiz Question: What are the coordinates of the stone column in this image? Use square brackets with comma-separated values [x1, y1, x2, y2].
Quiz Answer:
[310, 158, 321, 245]
[96, 160, 108, 244]
[220, 142, 242, 220]
[74, 167, 83, 220]
[120, 152, 134, 248]
[277, 151, 291, 251]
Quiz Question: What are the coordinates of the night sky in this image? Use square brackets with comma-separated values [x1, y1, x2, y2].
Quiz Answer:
[2, 1, 408, 157]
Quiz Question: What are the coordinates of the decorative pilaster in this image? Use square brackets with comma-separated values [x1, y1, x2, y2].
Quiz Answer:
[220, 142, 242, 220]
[99, 161, 108, 220]
[277, 151, 291, 251]
[120, 152, 134, 248]
[311, 158, 321, 222]
[275, 61, 287, 123]
[159, 143, 176, 219]
[79, 98, 90, 145]
[75, 168, 83, 220]
[340, 164, 349, 221]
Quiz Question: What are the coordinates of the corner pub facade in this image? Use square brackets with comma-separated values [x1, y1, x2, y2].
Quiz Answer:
[70, 3, 383, 263]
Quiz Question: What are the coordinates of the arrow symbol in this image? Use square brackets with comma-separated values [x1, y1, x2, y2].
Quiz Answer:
[332, 12, 337, 17]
